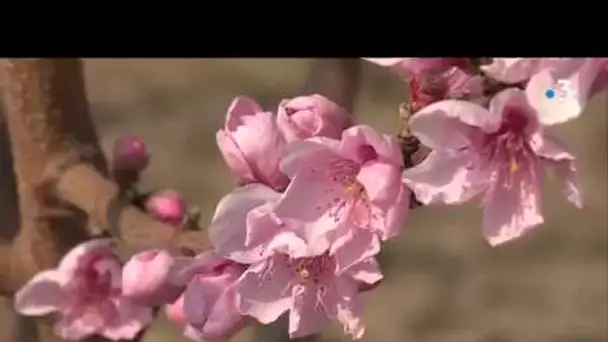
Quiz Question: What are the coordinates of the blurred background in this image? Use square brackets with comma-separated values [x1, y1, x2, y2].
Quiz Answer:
[2, 59, 607, 342]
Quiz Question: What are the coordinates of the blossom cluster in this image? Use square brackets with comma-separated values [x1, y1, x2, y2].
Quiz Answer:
[13, 58, 607, 342]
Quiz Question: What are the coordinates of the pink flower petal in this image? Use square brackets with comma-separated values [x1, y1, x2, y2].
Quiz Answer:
[482, 170, 544, 246]
[482, 58, 543, 84]
[344, 258, 383, 286]
[402, 150, 487, 205]
[183, 325, 203, 341]
[526, 59, 604, 126]
[409, 100, 498, 151]
[200, 285, 246, 340]
[330, 229, 381, 275]
[14, 270, 67, 316]
[237, 257, 293, 324]
[277, 94, 350, 142]
[532, 134, 582, 207]
[444, 68, 484, 99]
[357, 161, 401, 208]
[225, 96, 264, 131]
[279, 138, 341, 178]
[545, 158, 583, 208]
[57, 238, 114, 276]
[340, 125, 403, 166]
[321, 278, 365, 340]
[182, 274, 228, 326]
[121, 249, 175, 304]
[102, 299, 153, 340]
[209, 184, 281, 263]
[274, 147, 350, 242]
[288, 284, 329, 338]
[384, 183, 411, 239]
[54, 309, 103, 340]
[216, 130, 255, 183]
[232, 111, 288, 188]
[220, 96, 289, 190]
[246, 210, 318, 259]
[489, 88, 539, 134]
[362, 58, 408, 67]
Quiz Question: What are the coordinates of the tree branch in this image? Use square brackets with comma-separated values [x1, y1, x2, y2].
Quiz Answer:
[52, 162, 212, 254]
[0, 58, 212, 342]
[0, 58, 94, 295]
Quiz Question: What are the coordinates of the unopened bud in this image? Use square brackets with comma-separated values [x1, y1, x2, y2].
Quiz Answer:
[112, 135, 150, 172]
[145, 190, 187, 226]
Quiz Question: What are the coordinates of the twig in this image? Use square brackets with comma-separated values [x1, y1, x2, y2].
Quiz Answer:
[0, 58, 95, 295]
[52, 163, 211, 254]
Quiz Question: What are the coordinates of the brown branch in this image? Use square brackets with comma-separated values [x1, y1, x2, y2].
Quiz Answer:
[0, 58, 211, 342]
[0, 58, 97, 342]
[303, 58, 362, 113]
[0, 59, 94, 295]
[52, 162, 212, 254]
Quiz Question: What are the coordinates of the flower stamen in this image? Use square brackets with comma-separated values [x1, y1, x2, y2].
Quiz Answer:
[510, 158, 520, 173]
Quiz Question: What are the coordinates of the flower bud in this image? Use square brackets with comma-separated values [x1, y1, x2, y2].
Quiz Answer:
[122, 249, 185, 306]
[145, 190, 187, 226]
[216, 96, 289, 191]
[181, 253, 247, 342]
[112, 135, 150, 172]
[277, 94, 350, 142]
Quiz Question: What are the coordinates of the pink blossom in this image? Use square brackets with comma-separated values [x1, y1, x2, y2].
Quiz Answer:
[364, 58, 483, 109]
[208, 183, 289, 264]
[525, 58, 607, 125]
[401, 86, 582, 246]
[272, 125, 410, 253]
[145, 190, 187, 226]
[481, 58, 597, 85]
[112, 135, 150, 172]
[277, 94, 351, 142]
[236, 252, 382, 339]
[209, 183, 382, 275]
[216, 96, 289, 191]
[409, 67, 484, 110]
[174, 252, 248, 342]
[122, 249, 189, 306]
[14, 239, 152, 340]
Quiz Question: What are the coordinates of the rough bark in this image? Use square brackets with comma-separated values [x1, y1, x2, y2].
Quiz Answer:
[0, 58, 211, 342]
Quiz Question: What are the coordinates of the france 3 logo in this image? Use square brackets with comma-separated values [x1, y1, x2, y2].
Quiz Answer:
[545, 79, 576, 102]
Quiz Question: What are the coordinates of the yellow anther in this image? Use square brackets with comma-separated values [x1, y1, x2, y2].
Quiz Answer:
[345, 181, 364, 196]
[298, 267, 310, 280]
[510, 159, 520, 173]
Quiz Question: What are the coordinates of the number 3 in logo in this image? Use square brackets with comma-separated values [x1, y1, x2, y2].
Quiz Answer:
[554, 79, 575, 102]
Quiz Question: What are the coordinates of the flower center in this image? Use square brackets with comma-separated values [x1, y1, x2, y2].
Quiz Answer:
[291, 254, 334, 284]
[70, 251, 122, 304]
[479, 105, 533, 184]
[321, 158, 369, 224]
[410, 72, 449, 110]
[357, 144, 378, 164]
